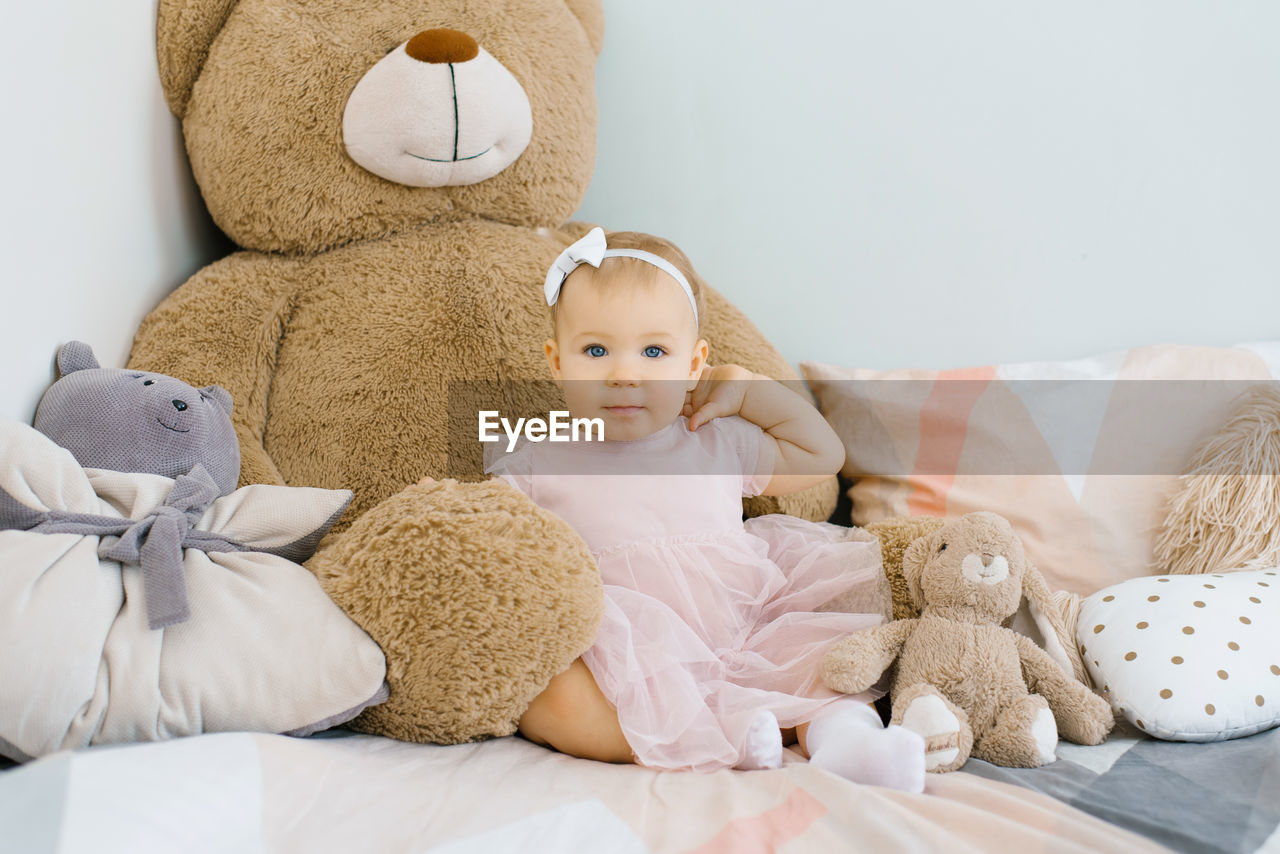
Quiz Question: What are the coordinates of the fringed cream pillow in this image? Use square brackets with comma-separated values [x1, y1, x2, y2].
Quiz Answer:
[1155, 384, 1280, 576]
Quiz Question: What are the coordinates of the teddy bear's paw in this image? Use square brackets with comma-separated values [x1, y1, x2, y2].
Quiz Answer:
[899, 692, 964, 772]
[306, 479, 603, 743]
[976, 695, 1058, 768]
[1063, 690, 1116, 746]
[819, 636, 883, 695]
[1032, 706, 1059, 765]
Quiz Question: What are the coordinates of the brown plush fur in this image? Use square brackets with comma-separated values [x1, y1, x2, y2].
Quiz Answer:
[131, 0, 834, 743]
[166, 0, 604, 253]
[865, 515, 947, 621]
[822, 512, 1113, 771]
[307, 479, 603, 743]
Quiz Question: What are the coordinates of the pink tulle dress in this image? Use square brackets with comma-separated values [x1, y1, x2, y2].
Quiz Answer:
[486, 414, 888, 772]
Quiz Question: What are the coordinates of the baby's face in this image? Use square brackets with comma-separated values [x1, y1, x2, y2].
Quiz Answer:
[547, 268, 706, 441]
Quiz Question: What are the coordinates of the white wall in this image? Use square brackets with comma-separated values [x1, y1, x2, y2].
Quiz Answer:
[576, 1, 1280, 370]
[0, 1, 228, 423]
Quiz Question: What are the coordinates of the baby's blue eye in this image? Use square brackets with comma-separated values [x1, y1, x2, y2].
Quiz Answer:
[643, 346, 665, 358]
[585, 345, 607, 358]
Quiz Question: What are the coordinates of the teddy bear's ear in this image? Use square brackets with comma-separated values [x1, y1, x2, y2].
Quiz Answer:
[56, 341, 100, 376]
[157, 0, 242, 118]
[201, 384, 234, 416]
[901, 532, 934, 611]
[1018, 560, 1090, 684]
[563, 0, 605, 56]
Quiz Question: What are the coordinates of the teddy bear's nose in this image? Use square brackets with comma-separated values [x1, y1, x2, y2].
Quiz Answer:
[981, 552, 996, 567]
[172, 399, 188, 412]
[405, 29, 480, 64]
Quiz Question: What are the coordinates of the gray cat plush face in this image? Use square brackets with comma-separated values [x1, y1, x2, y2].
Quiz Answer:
[33, 341, 240, 495]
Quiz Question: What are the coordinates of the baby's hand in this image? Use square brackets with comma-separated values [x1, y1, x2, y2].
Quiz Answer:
[416, 476, 436, 487]
[682, 364, 754, 430]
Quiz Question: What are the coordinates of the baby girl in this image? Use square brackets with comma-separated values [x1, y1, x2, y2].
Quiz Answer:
[481, 227, 925, 789]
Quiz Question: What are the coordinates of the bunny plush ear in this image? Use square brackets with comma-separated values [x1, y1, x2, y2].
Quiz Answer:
[56, 341, 100, 376]
[901, 531, 938, 614]
[1013, 560, 1091, 684]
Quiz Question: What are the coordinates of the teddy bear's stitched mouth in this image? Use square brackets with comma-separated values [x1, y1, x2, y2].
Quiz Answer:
[156, 418, 191, 434]
[405, 146, 492, 163]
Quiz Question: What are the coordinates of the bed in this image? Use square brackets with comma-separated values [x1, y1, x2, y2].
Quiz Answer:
[8, 361, 1277, 854]
[6, 381, 1279, 854]
[4, 465, 1277, 853]
[3, 477, 1276, 853]
[3, 711, 1276, 853]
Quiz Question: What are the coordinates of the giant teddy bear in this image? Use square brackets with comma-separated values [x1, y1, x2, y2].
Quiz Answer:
[129, 0, 838, 743]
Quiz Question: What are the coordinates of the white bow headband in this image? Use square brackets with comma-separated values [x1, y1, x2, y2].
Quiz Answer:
[543, 227, 699, 326]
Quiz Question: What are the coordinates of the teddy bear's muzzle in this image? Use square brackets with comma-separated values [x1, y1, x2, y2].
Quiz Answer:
[343, 28, 533, 188]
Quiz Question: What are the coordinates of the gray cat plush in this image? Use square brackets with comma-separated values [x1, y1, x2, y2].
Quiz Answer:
[34, 340, 240, 495]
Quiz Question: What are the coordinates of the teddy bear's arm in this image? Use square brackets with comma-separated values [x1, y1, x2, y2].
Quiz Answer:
[128, 252, 299, 487]
[1014, 634, 1113, 745]
[820, 618, 918, 695]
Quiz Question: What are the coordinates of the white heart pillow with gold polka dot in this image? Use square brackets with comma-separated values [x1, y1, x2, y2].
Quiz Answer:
[1077, 568, 1279, 741]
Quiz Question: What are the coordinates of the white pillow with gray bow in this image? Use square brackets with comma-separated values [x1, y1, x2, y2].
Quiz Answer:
[0, 343, 386, 762]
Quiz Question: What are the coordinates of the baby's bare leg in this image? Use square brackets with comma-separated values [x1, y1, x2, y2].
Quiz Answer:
[791, 723, 812, 758]
[518, 658, 635, 764]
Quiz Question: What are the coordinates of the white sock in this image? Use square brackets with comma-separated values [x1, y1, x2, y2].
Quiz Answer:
[734, 709, 783, 771]
[806, 702, 926, 792]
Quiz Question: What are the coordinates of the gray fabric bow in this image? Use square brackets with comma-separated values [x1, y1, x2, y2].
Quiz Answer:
[1, 465, 225, 630]
[96, 466, 222, 629]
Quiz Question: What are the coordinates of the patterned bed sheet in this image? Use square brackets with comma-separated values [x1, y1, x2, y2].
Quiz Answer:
[961, 718, 1280, 854]
[4, 725, 1240, 854]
